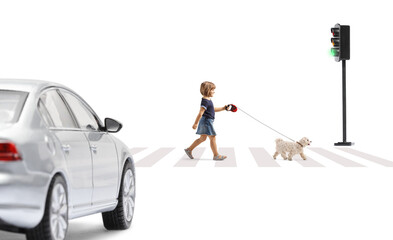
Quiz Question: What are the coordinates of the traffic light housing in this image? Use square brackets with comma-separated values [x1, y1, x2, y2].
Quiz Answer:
[330, 24, 350, 62]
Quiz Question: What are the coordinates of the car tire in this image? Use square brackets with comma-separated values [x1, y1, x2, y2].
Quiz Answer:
[102, 161, 135, 230]
[26, 175, 68, 240]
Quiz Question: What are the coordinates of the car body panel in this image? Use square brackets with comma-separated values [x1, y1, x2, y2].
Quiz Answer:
[52, 130, 93, 209]
[88, 132, 119, 206]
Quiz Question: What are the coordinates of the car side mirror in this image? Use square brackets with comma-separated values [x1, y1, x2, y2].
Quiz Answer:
[105, 118, 123, 133]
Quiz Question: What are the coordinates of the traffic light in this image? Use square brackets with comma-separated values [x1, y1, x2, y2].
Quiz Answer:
[331, 23, 354, 146]
[330, 24, 350, 62]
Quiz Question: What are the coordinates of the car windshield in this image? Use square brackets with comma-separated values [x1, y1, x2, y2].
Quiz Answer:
[0, 90, 29, 124]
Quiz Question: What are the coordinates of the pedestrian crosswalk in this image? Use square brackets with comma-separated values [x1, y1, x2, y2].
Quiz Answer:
[131, 147, 392, 168]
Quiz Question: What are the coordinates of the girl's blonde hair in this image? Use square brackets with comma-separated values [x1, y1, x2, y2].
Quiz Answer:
[200, 81, 216, 97]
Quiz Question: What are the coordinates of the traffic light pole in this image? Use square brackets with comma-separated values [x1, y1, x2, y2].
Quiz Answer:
[335, 60, 354, 146]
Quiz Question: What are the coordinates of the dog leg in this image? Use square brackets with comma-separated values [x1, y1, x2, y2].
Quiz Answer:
[280, 152, 287, 160]
[300, 153, 307, 160]
[273, 152, 279, 160]
[288, 152, 293, 161]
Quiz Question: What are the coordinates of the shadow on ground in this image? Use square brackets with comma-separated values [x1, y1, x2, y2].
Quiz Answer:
[0, 219, 129, 240]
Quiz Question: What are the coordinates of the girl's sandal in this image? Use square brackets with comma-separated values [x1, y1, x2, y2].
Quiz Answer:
[213, 155, 227, 161]
[184, 149, 194, 159]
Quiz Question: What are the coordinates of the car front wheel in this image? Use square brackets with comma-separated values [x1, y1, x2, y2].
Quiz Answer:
[102, 161, 135, 230]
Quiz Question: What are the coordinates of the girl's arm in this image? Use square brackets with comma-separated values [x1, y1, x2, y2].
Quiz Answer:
[192, 107, 206, 129]
[214, 105, 227, 112]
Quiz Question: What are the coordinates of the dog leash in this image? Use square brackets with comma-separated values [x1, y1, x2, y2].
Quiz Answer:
[227, 104, 296, 142]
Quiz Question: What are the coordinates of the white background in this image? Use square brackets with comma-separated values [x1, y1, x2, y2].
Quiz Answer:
[1, 1, 393, 240]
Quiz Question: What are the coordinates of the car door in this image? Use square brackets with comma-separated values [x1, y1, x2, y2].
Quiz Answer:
[59, 90, 119, 206]
[38, 89, 93, 210]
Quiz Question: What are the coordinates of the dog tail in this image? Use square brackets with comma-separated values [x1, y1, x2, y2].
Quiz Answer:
[275, 138, 283, 144]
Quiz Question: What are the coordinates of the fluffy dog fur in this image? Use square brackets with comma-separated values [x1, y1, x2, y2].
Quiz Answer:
[273, 137, 311, 161]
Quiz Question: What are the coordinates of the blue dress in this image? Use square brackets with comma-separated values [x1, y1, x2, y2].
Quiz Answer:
[196, 98, 216, 136]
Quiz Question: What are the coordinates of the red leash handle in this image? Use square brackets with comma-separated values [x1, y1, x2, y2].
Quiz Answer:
[225, 104, 237, 112]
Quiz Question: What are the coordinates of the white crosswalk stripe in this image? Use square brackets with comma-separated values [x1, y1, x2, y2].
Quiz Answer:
[327, 148, 384, 168]
[310, 147, 365, 167]
[234, 147, 259, 167]
[175, 148, 206, 167]
[196, 148, 217, 168]
[153, 148, 183, 167]
[134, 148, 175, 167]
[130, 147, 393, 168]
[275, 157, 304, 168]
[335, 148, 393, 167]
[303, 149, 343, 167]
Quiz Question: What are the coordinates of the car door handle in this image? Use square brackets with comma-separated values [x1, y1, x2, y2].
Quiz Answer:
[62, 144, 71, 153]
[90, 145, 98, 153]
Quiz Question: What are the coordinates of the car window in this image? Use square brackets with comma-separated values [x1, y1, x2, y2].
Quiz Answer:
[38, 99, 55, 127]
[39, 90, 76, 129]
[0, 90, 28, 124]
[60, 91, 99, 131]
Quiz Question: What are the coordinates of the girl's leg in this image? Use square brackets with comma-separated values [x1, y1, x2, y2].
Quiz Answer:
[187, 135, 208, 151]
[208, 135, 227, 160]
[208, 135, 219, 156]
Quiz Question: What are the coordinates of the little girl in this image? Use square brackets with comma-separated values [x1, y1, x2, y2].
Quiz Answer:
[185, 81, 228, 160]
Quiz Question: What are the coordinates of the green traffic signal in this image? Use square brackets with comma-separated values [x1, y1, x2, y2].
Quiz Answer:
[331, 48, 339, 57]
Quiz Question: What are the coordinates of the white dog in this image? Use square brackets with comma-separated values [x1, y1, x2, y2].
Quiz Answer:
[273, 137, 311, 161]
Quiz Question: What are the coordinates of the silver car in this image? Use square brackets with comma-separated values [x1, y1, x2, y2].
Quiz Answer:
[0, 79, 135, 240]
